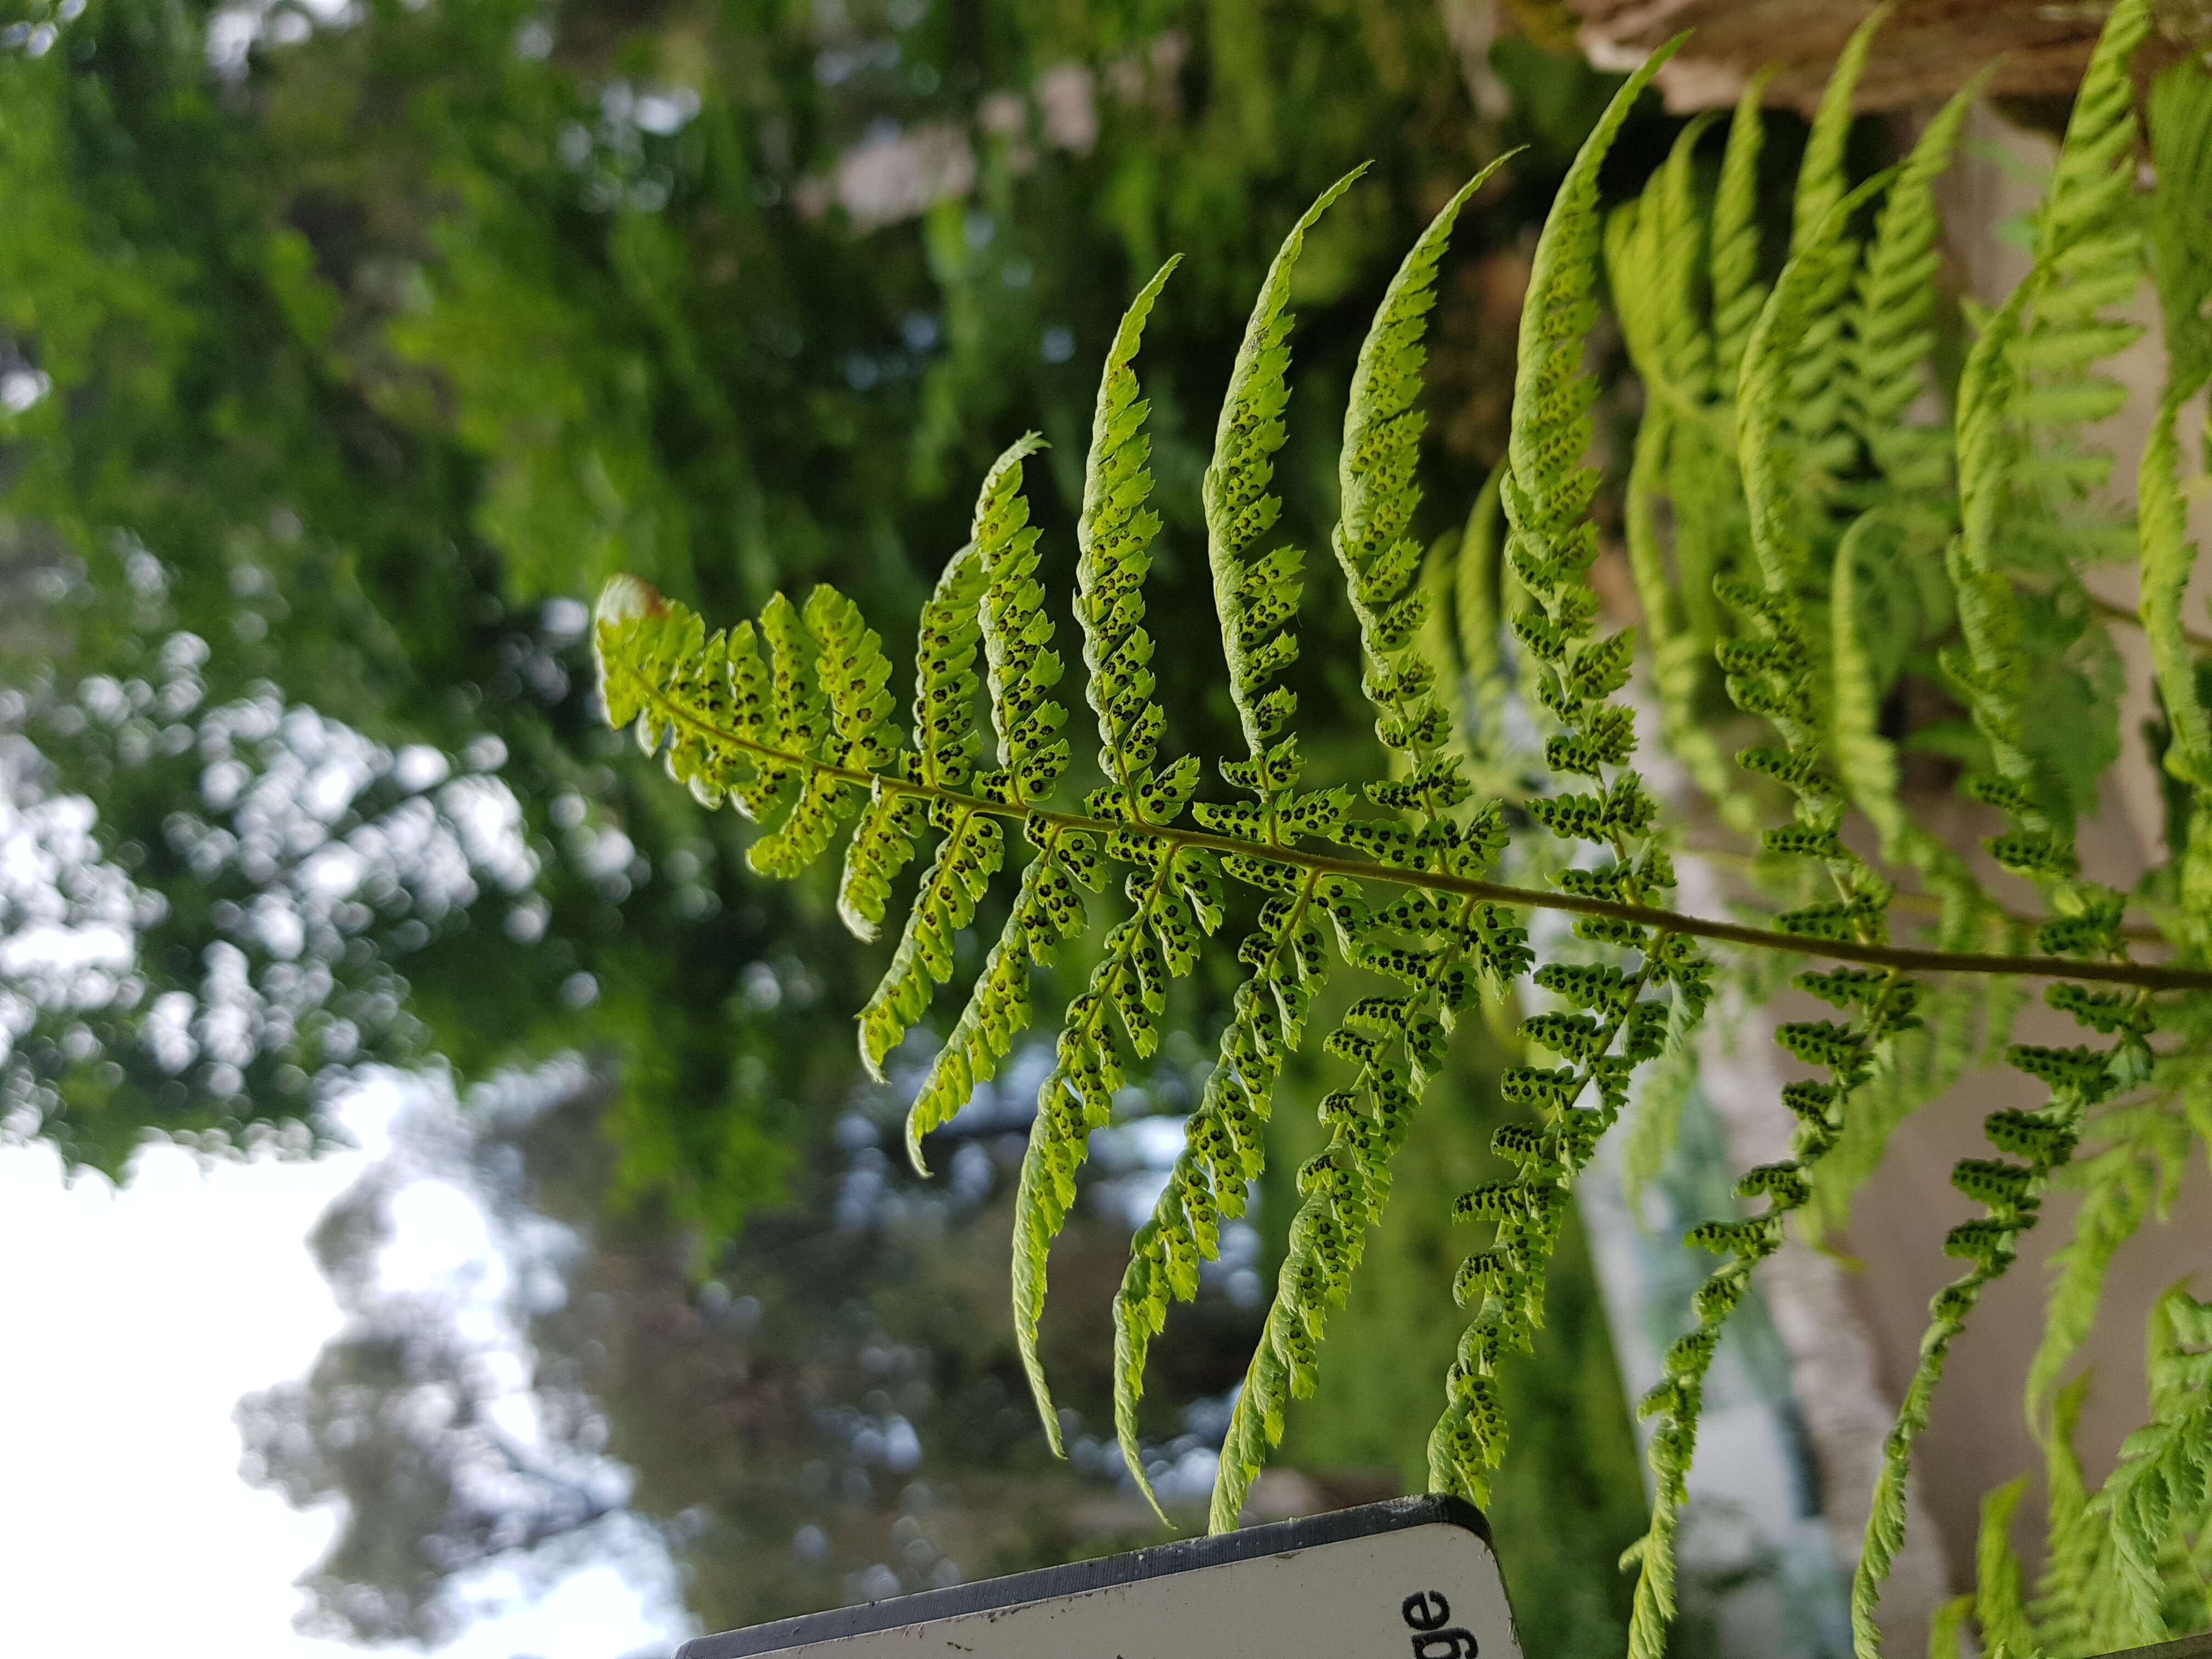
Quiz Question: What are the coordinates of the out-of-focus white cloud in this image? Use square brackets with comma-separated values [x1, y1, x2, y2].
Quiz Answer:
[0, 1074, 686, 1658]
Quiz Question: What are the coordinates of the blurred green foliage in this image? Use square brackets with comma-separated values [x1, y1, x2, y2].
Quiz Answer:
[0, 0, 1671, 1233]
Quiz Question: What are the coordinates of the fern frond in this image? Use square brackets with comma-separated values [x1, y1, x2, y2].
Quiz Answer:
[1831, 512, 1987, 911]
[2026, 1094, 2192, 1429]
[1975, 1475, 2039, 1658]
[1334, 159, 1509, 775]
[1610, 116, 1762, 836]
[1105, 177, 1374, 1515]
[1009, 285, 1237, 1442]
[1625, 141, 1937, 1659]
[1791, 3, 1887, 254]
[2003, 0, 2151, 580]
[1927, 1593, 1974, 1659]
[579, 26, 2212, 1635]
[1780, 4, 1888, 488]
[2141, 59, 2212, 956]
[1078, 257, 1181, 801]
[2033, 1372, 2099, 1657]
[975, 432, 1069, 805]
[2097, 1284, 2212, 1646]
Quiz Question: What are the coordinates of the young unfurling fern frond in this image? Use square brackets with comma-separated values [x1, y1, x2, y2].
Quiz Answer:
[1428, 40, 1718, 1526]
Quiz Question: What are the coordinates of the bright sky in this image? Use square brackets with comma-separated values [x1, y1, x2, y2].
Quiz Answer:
[0, 1090, 691, 1659]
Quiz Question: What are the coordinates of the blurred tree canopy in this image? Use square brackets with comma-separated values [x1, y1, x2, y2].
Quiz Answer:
[0, 0, 1706, 1649]
[0, 0, 1651, 1225]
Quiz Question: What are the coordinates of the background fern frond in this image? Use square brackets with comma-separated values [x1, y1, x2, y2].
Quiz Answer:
[2025, 1093, 2191, 1426]
[1710, 67, 1777, 392]
[2140, 58, 2212, 957]
[1852, 70, 1987, 493]
[1791, 3, 1889, 255]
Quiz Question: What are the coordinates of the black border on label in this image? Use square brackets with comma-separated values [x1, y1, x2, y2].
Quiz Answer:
[676, 1494, 1496, 1658]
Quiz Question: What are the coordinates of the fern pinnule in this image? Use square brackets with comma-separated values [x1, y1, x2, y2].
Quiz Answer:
[1205, 163, 1366, 771]
[1107, 179, 1373, 1514]
[1710, 66, 1776, 393]
[837, 545, 984, 942]
[857, 438, 1052, 1086]
[1851, 70, 1986, 493]
[1077, 256, 1181, 802]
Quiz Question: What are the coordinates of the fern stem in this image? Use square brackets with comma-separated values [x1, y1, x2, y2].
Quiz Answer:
[601, 661, 2212, 993]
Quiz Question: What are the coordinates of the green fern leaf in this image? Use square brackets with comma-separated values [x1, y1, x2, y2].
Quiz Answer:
[857, 439, 1057, 1080]
[1204, 163, 1365, 765]
[1078, 256, 1181, 799]
[1852, 70, 1986, 490]
[1711, 67, 1777, 392]
[1214, 161, 1514, 1533]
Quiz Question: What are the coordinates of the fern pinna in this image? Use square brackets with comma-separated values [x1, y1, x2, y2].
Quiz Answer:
[595, 14, 2212, 1659]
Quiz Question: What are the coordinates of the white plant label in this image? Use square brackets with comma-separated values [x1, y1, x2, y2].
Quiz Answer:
[678, 1496, 1523, 1659]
